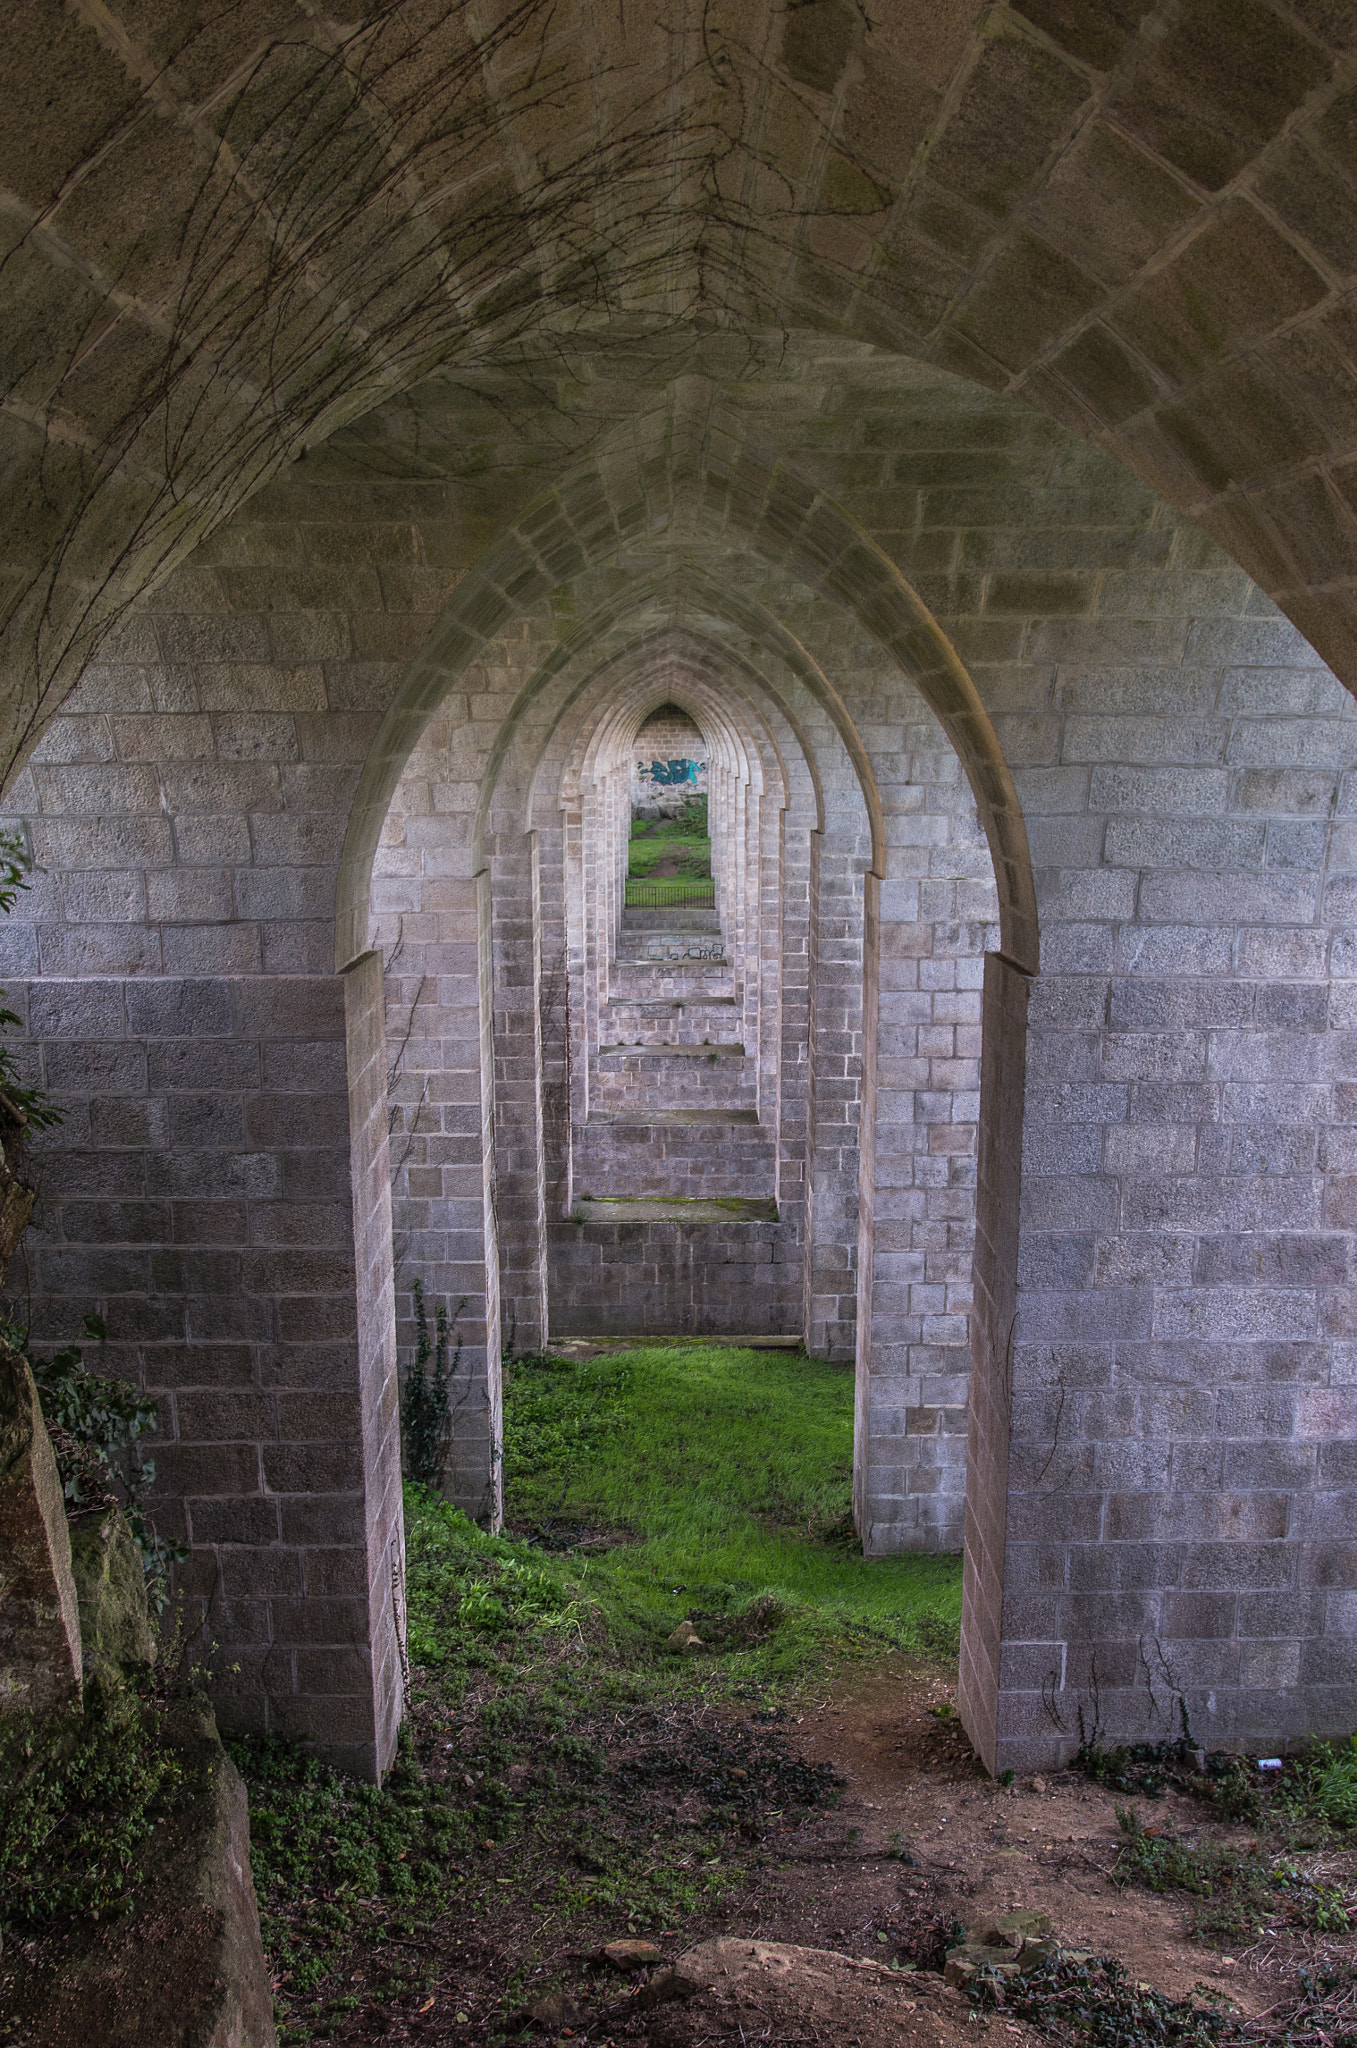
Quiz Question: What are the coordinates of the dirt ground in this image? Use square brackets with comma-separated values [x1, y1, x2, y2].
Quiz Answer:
[306, 1654, 1356, 2047]
[587, 1661, 1274, 2048]
[755, 1664, 1271, 2009]
[657, 1659, 1356, 2044]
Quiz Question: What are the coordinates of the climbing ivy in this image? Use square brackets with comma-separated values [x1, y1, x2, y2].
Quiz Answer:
[401, 1281, 461, 1488]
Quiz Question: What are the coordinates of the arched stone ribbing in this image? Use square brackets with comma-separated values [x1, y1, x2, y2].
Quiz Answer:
[12, 3, 1357, 767]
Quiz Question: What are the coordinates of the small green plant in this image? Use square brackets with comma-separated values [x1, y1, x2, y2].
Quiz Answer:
[401, 1282, 463, 1487]
[0, 1696, 185, 1930]
[967, 1948, 1231, 2048]
[1115, 1803, 1230, 1896]
[1077, 1724, 1263, 1824]
[1114, 1806, 1352, 1939]
[1291, 1734, 1357, 1830]
[976, 1951, 1357, 2048]
[6, 1312, 186, 1608]
[231, 1728, 461, 2005]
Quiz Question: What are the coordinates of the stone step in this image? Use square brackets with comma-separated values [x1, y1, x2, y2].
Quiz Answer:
[602, 1039, 744, 1055]
[603, 1002, 741, 1046]
[548, 1333, 804, 1348]
[585, 1107, 759, 1126]
[616, 936, 727, 964]
[620, 907, 721, 932]
[547, 1200, 798, 1340]
[610, 962, 735, 998]
[569, 1196, 779, 1223]
[591, 1043, 755, 1111]
[617, 916, 724, 964]
[604, 996, 738, 1018]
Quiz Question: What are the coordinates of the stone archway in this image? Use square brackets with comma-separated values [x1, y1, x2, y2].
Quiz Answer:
[4, 312, 1357, 1778]
[340, 463, 1019, 1759]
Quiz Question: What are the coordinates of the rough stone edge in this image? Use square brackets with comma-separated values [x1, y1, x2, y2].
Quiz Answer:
[172, 1698, 277, 2048]
[14, 1696, 276, 2048]
[0, 1338, 83, 1715]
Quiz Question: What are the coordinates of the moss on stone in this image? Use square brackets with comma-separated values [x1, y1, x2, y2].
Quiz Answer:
[68, 1508, 153, 1694]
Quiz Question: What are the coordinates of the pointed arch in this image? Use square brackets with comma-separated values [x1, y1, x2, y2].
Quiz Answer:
[335, 405, 1035, 974]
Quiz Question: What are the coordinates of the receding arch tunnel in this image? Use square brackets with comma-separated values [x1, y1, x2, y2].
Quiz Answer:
[5, 4, 1357, 1779]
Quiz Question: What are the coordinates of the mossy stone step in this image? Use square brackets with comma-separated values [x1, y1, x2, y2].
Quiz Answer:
[585, 1108, 761, 1126]
[570, 1196, 778, 1224]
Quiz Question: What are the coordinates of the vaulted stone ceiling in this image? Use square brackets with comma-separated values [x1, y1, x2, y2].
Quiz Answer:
[5, 0, 1357, 775]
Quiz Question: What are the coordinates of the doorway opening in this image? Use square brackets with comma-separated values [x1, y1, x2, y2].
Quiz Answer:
[625, 702, 716, 946]
[552, 668, 796, 1338]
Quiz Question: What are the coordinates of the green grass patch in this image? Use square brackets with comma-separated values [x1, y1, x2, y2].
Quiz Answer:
[1293, 1733, 1357, 1831]
[501, 1342, 962, 1667]
[627, 801, 711, 881]
[1114, 1804, 1352, 1940]
[232, 1730, 460, 2011]
[968, 1949, 1235, 2048]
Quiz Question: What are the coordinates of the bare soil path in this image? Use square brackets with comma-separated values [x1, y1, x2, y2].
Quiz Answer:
[324, 1654, 1354, 2048]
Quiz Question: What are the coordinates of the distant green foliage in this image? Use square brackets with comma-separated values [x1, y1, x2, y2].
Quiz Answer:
[0, 828, 60, 1132]
[667, 794, 708, 837]
[0, 1698, 183, 1930]
[6, 1313, 186, 1608]
[627, 799, 711, 880]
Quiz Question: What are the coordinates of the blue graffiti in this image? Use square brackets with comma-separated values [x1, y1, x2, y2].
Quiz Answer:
[644, 758, 701, 785]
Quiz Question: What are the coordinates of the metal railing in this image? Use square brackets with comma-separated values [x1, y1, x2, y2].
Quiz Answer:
[624, 877, 716, 907]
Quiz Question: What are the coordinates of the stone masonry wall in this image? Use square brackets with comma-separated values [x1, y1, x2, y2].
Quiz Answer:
[547, 1214, 799, 1338]
[2, 966, 393, 1770]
